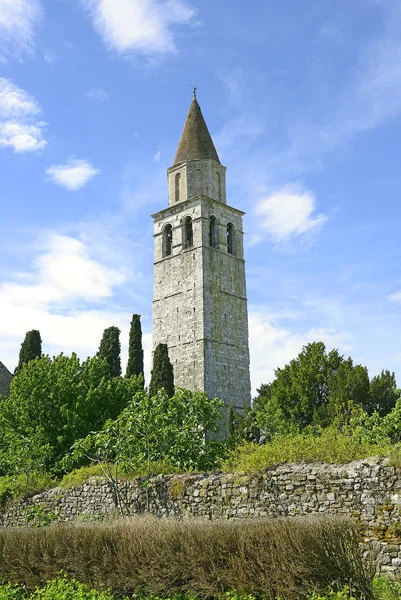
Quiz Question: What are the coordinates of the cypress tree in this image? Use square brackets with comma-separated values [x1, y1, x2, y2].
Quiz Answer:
[15, 330, 42, 374]
[126, 314, 144, 382]
[149, 343, 174, 398]
[97, 326, 121, 377]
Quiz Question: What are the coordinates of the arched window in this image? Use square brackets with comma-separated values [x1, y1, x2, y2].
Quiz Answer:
[227, 222, 235, 255]
[183, 216, 193, 249]
[163, 224, 173, 257]
[175, 173, 181, 203]
[216, 172, 222, 201]
[209, 215, 218, 248]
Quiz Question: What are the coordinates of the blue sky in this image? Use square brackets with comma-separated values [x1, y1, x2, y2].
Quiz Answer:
[1, 0, 401, 394]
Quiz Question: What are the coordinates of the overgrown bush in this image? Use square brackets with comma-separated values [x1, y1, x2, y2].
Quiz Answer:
[0, 516, 374, 599]
[0, 473, 55, 507]
[223, 429, 391, 473]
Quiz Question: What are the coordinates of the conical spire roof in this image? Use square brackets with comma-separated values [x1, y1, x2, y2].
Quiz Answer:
[174, 93, 220, 165]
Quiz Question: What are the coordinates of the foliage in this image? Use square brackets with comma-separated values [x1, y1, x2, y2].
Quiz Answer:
[67, 389, 224, 476]
[65, 388, 223, 513]
[0, 354, 142, 474]
[367, 370, 400, 416]
[24, 504, 59, 527]
[59, 464, 109, 488]
[0, 472, 55, 507]
[223, 427, 391, 474]
[30, 576, 118, 599]
[97, 327, 122, 378]
[372, 576, 401, 599]
[126, 314, 144, 383]
[249, 343, 400, 440]
[0, 516, 374, 600]
[149, 343, 174, 398]
[14, 330, 42, 375]
[0, 583, 27, 599]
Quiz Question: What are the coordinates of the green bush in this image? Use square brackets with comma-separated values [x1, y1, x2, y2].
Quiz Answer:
[29, 576, 119, 599]
[0, 473, 55, 507]
[223, 429, 391, 473]
[59, 464, 109, 488]
[0, 516, 373, 599]
[372, 576, 401, 600]
[0, 583, 26, 599]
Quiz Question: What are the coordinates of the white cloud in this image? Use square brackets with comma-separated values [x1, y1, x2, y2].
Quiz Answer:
[153, 150, 161, 162]
[0, 0, 42, 62]
[81, 0, 196, 57]
[86, 87, 109, 100]
[388, 291, 401, 303]
[254, 187, 327, 243]
[0, 234, 129, 372]
[0, 78, 46, 152]
[46, 159, 100, 191]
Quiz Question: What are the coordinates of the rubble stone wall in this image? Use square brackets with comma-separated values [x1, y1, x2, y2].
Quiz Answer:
[2, 458, 401, 575]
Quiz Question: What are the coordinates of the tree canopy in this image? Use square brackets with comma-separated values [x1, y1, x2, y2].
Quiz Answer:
[97, 327, 122, 378]
[15, 330, 42, 375]
[1, 353, 142, 474]
[126, 314, 144, 382]
[149, 343, 174, 398]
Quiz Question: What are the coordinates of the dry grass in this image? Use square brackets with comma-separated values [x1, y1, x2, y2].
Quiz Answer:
[0, 516, 374, 600]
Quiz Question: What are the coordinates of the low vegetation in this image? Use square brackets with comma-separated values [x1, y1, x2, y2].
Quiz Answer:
[223, 428, 394, 473]
[0, 516, 374, 600]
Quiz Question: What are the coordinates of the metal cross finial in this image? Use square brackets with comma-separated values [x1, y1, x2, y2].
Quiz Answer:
[191, 84, 197, 99]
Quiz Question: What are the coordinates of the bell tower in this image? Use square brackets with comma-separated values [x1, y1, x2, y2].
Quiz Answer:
[151, 92, 251, 429]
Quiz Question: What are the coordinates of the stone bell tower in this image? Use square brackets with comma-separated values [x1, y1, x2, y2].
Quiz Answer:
[151, 92, 251, 426]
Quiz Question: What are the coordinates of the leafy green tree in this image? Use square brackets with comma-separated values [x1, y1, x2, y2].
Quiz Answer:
[97, 326, 121, 378]
[326, 360, 370, 424]
[149, 343, 174, 398]
[367, 370, 400, 416]
[258, 342, 344, 431]
[67, 388, 224, 512]
[15, 329, 42, 374]
[126, 314, 144, 383]
[2, 354, 142, 473]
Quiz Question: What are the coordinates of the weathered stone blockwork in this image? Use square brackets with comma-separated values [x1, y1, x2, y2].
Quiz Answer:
[3, 458, 401, 576]
[152, 96, 252, 423]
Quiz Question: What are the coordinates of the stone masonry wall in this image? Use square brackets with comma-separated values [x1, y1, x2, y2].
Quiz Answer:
[2, 458, 401, 576]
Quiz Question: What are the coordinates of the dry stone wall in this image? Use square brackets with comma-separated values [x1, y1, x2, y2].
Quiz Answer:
[2, 458, 401, 575]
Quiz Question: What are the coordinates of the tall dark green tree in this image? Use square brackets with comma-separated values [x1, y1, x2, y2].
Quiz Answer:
[149, 343, 174, 398]
[326, 359, 370, 423]
[97, 327, 121, 378]
[367, 370, 400, 416]
[15, 330, 42, 374]
[126, 314, 144, 382]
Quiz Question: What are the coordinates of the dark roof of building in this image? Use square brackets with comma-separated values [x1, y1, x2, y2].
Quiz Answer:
[174, 95, 220, 165]
[0, 361, 12, 397]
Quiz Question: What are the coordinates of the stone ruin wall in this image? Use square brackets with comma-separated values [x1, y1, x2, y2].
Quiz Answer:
[2, 457, 401, 576]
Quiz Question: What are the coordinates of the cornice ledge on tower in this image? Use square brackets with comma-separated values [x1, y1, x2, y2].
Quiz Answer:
[151, 196, 245, 220]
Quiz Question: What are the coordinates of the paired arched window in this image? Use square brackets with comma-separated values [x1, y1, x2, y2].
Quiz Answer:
[227, 222, 235, 255]
[209, 215, 218, 248]
[163, 224, 173, 257]
[183, 216, 193, 249]
[175, 173, 181, 203]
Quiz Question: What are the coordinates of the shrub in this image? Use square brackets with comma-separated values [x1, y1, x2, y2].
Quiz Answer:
[372, 576, 401, 600]
[0, 516, 374, 599]
[223, 429, 391, 473]
[0, 583, 27, 599]
[29, 576, 119, 599]
[0, 473, 55, 507]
